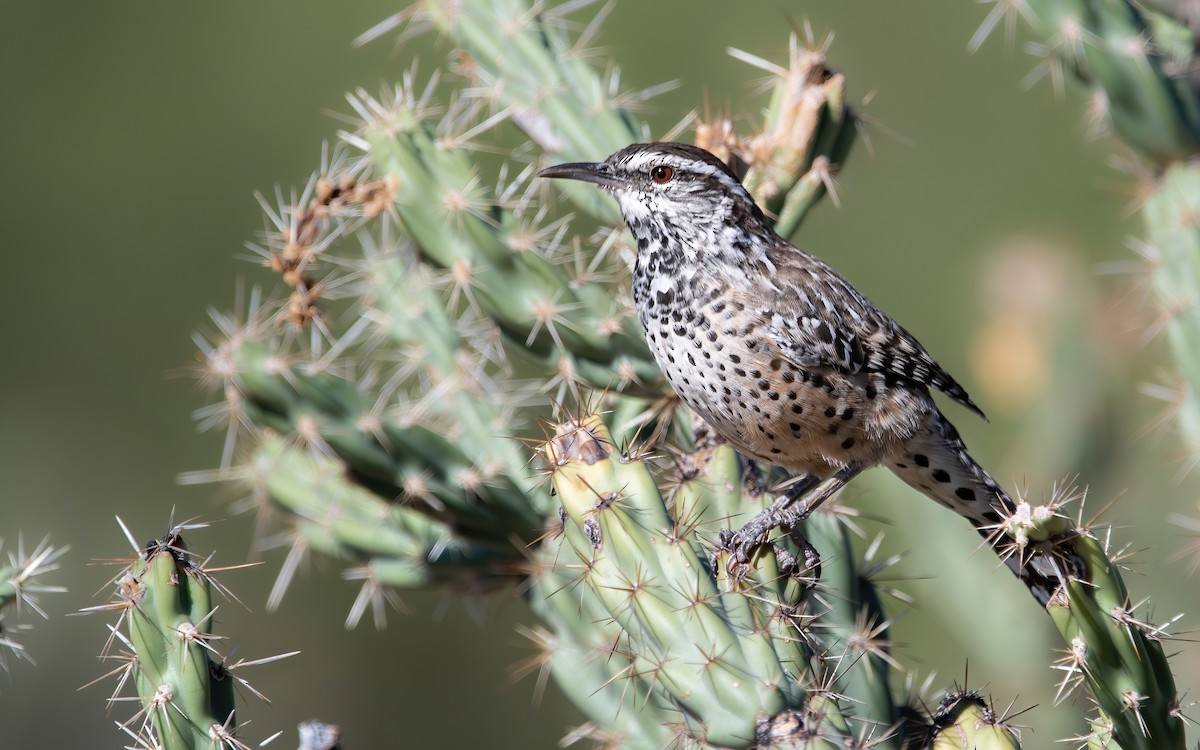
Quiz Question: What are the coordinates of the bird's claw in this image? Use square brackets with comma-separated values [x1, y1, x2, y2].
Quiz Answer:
[713, 515, 822, 592]
[716, 525, 770, 566]
[712, 481, 829, 585]
[781, 526, 822, 590]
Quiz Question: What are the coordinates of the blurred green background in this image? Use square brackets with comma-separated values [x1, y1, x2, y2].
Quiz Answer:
[1, 1, 1192, 747]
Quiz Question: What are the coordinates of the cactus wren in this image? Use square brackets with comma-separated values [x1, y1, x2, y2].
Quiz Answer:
[540, 143, 1016, 573]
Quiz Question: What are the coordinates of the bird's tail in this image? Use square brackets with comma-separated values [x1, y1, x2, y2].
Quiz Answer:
[886, 410, 1014, 526]
[885, 409, 1066, 606]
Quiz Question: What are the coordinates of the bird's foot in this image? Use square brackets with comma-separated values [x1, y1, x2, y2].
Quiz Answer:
[715, 474, 819, 566]
[714, 466, 858, 575]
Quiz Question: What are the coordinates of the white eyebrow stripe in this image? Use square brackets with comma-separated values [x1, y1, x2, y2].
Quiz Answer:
[618, 147, 752, 200]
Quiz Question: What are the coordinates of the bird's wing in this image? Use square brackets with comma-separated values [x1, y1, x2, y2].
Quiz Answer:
[732, 249, 986, 419]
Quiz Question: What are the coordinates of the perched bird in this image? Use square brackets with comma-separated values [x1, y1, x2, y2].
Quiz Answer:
[539, 142, 1023, 578]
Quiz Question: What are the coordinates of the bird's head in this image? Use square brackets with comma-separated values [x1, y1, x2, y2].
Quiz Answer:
[538, 142, 768, 243]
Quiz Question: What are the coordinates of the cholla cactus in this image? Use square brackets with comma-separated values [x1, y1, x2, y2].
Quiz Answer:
[971, 1, 1200, 746]
[184, 1, 1188, 747]
[0, 535, 67, 671]
[973, 0, 1200, 462]
[81, 520, 295, 750]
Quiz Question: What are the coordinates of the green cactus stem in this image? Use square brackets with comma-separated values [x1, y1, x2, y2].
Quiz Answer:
[925, 692, 1022, 750]
[1045, 530, 1185, 748]
[127, 531, 238, 749]
[83, 523, 295, 749]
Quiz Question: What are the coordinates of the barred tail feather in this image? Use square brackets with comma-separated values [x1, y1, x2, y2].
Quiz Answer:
[886, 410, 1014, 526]
[887, 409, 1064, 606]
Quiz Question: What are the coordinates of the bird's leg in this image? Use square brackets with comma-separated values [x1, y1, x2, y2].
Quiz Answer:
[778, 465, 860, 526]
[718, 465, 859, 566]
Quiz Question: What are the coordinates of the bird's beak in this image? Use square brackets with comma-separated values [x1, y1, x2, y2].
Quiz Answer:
[537, 161, 626, 189]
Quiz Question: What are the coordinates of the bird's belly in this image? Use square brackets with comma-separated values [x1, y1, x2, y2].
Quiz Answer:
[643, 316, 931, 472]
[643, 322, 910, 475]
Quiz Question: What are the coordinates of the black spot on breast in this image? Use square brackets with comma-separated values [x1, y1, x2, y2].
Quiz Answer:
[931, 469, 951, 483]
[955, 487, 976, 502]
[913, 454, 929, 467]
[789, 422, 802, 432]
[791, 403, 803, 414]
[841, 437, 855, 449]
[841, 408, 855, 421]
[824, 406, 837, 418]
[769, 358, 782, 370]
[729, 354, 741, 364]
[768, 391, 779, 400]
[756, 379, 769, 391]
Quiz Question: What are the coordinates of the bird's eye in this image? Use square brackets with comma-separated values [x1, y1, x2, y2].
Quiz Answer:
[650, 165, 673, 184]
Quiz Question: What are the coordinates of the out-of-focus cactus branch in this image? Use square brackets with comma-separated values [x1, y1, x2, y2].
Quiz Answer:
[0, 535, 67, 671]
